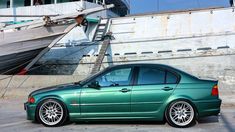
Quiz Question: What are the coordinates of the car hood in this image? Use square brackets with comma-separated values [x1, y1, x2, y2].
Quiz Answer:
[29, 83, 80, 96]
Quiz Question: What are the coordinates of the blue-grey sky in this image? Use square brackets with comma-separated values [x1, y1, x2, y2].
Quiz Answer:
[130, 0, 230, 14]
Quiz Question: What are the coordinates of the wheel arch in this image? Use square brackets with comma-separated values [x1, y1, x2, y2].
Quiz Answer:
[164, 96, 199, 120]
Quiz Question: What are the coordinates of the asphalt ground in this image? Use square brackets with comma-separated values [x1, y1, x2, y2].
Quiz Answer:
[0, 98, 234, 132]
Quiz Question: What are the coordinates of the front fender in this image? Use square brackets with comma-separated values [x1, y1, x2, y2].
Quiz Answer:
[36, 95, 65, 104]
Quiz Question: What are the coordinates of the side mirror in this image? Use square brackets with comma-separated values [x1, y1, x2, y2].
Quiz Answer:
[88, 81, 100, 89]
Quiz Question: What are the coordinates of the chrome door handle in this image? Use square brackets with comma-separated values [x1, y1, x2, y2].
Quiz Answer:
[119, 88, 131, 93]
[162, 87, 174, 91]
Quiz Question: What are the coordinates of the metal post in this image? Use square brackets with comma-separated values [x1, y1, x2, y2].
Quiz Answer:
[10, 0, 13, 8]
[102, 0, 105, 5]
[233, 0, 235, 6]
[54, 0, 57, 4]
[30, 0, 33, 6]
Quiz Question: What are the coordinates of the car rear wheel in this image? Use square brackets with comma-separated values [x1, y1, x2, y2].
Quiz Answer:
[165, 100, 195, 128]
[36, 99, 68, 127]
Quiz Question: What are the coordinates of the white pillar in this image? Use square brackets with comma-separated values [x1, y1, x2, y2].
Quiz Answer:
[102, 0, 105, 5]
[234, 0, 235, 6]
[82, 0, 86, 9]
[54, 0, 57, 4]
[31, 0, 33, 6]
[10, 0, 13, 8]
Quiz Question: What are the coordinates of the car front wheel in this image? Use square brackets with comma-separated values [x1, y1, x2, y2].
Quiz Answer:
[165, 100, 195, 128]
[36, 99, 68, 127]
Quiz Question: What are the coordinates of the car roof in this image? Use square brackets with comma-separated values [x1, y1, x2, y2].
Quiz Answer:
[109, 63, 175, 69]
[109, 63, 197, 78]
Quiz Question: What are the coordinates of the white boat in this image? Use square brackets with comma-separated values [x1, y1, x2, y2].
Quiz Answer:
[0, 5, 114, 74]
[0, 23, 73, 74]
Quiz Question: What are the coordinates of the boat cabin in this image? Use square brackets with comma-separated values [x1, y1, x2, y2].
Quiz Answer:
[0, 0, 130, 17]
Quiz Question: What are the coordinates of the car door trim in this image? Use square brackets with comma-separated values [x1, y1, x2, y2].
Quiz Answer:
[70, 104, 80, 106]
[131, 101, 163, 105]
[80, 102, 130, 106]
[77, 101, 164, 106]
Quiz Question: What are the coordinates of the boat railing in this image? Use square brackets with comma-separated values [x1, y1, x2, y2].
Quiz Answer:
[0, 4, 114, 31]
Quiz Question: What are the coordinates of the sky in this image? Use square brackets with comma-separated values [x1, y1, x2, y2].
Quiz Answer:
[130, 0, 231, 14]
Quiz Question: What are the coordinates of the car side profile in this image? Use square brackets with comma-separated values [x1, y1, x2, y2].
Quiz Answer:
[24, 63, 221, 128]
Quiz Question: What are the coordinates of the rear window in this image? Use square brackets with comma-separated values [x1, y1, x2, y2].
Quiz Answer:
[137, 67, 179, 85]
[137, 67, 165, 85]
[166, 71, 178, 84]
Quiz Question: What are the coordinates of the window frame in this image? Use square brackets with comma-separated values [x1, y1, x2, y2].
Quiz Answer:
[133, 66, 181, 86]
[83, 66, 136, 88]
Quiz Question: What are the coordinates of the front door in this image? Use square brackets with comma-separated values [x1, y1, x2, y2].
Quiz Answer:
[131, 66, 178, 116]
[80, 67, 134, 118]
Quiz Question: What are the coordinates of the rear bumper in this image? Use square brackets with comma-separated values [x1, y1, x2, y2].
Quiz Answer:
[24, 102, 36, 121]
[194, 99, 222, 118]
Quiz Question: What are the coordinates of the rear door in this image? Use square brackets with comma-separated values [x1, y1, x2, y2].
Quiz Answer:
[131, 66, 179, 115]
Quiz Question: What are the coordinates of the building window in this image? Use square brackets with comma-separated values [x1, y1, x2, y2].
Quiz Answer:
[44, 0, 52, 4]
[24, 0, 31, 6]
[7, 0, 10, 8]
[34, 0, 43, 5]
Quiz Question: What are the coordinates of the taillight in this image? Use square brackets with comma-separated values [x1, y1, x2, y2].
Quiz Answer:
[28, 97, 35, 103]
[211, 84, 219, 96]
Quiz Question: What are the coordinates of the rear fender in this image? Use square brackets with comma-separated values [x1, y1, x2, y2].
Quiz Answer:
[162, 96, 199, 120]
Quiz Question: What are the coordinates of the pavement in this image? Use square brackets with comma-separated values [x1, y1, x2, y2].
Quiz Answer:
[0, 98, 234, 132]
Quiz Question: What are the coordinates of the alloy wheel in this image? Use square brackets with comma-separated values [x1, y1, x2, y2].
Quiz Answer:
[168, 101, 195, 127]
[39, 100, 64, 126]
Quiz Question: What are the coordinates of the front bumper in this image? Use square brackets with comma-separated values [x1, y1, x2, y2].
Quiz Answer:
[24, 102, 37, 121]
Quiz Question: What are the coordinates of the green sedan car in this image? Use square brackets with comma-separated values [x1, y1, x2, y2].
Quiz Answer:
[24, 63, 221, 128]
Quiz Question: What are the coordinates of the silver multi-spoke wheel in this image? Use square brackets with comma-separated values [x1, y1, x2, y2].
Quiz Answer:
[39, 100, 64, 126]
[169, 101, 194, 127]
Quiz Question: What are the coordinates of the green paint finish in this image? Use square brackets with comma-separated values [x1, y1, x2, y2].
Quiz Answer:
[86, 17, 99, 23]
[25, 64, 221, 123]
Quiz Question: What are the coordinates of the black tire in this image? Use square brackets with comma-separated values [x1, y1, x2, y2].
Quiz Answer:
[165, 100, 196, 128]
[36, 99, 68, 127]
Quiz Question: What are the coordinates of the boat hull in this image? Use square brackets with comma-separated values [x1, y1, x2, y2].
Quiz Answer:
[0, 48, 45, 74]
[0, 23, 72, 74]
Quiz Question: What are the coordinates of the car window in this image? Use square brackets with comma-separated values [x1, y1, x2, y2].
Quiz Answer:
[94, 68, 133, 87]
[138, 67, 165, 85]
[166, 71, 178, 84]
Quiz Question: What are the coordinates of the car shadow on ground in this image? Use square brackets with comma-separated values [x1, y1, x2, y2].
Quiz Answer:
[197, 116, 219, 124]
[74, 120, 166, 126]
[73, 116, 220, 126]
[31, 116, 220, 127]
